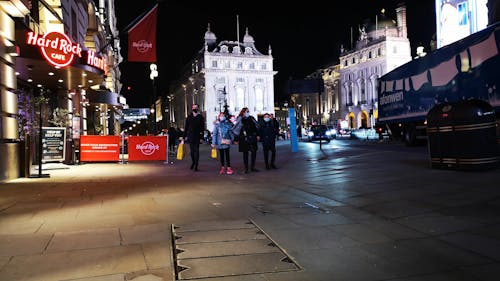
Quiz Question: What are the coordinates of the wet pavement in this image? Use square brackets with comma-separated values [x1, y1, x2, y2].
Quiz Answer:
[1, 139, 500, 281]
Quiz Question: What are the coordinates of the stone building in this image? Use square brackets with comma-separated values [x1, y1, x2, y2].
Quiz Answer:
[172, 25, 277, 132]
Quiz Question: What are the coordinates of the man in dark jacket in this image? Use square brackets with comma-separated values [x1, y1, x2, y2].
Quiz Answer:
[183, 104, 205, 171]
[259, 113, 277, 169]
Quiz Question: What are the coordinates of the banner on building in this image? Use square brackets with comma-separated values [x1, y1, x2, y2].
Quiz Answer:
[127, 4, 158, 62]
[80, 135, 120, 162]
[128, 136, 166, 161]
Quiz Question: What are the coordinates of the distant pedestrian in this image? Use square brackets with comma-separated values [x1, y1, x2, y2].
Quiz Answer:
[183, 104, 205, 171]
[167, 125, 178, 153]
[233, 107, 260, 173]
[212, 112, 235, 175]
[259, 113, 278, 170]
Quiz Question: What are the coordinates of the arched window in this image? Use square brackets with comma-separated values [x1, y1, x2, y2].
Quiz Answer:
[236, 87, 245, 110]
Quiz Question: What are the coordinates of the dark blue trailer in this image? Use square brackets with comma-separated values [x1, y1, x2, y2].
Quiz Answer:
[377, 22, 500, 145]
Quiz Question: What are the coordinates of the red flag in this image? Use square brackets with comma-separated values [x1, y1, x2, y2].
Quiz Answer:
[128, 4, 157, 62]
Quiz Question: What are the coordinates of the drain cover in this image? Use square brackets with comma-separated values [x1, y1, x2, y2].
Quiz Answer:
[171, 219, 301, 280]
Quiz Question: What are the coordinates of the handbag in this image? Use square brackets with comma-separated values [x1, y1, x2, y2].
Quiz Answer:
[176, 143, 185, 160]
[221, 138, 231, 145]
[211, 147, 217, 159]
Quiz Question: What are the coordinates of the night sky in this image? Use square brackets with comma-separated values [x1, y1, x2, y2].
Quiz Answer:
[115, 0, 436, 108]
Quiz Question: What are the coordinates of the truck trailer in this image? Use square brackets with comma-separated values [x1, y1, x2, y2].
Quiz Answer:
[376, 22, 500, 146]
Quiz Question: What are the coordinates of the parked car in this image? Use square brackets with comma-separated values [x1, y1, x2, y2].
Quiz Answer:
[306, 125, 331, 143]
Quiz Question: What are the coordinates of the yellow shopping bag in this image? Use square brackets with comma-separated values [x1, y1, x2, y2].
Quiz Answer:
[176, 143, 185, 160]
[211, 147, 217, 159]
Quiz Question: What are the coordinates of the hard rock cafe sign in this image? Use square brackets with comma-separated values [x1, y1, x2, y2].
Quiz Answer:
[26, 31, 107, 72]
[27, 31, 82, 67]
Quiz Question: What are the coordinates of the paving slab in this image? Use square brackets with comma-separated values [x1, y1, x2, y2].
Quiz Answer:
[120, 223, 170, 245]
[0, 245, 147, 281]
[0, 233, 52, 256]
[46, 228, 120, 252]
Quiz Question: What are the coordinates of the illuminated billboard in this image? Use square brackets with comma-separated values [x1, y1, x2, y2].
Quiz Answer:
[436, 0, 489, 48]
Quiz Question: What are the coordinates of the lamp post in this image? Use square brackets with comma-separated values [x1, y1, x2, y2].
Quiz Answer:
[150, 63, 158, 135]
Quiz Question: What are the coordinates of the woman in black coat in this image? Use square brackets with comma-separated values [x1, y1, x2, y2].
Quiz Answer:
[233, 107, 260, 173]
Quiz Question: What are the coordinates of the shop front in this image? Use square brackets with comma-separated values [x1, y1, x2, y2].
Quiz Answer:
[15, 29, 122, 172]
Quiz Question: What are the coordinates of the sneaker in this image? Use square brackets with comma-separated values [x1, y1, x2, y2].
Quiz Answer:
[219, 167, 225, 175]
[226, 167, 234, 175]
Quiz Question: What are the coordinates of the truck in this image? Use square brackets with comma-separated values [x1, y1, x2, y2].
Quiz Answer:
[376, 22, 500, 146]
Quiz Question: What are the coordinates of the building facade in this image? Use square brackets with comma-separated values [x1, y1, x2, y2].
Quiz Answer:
[339, 3, 411, 129]
[173, 25, 277, 132]
[291, 65, 342, 131]
[0, 0, 123, 181]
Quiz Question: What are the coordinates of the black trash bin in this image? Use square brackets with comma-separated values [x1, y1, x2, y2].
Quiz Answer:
[427, 99, 499, 170]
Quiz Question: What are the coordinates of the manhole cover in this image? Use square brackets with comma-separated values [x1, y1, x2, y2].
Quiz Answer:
[171, 219, 301, 280]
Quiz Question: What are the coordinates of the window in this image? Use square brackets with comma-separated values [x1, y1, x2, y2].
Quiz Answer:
[256, 78, 264, 83]
[352, 57, 355, 64]
[360, 79, 366, 103]
[261, 63, 267, 70]
[236, 77, 245, 83]
[348, 83, 353, 105]
[225, 61, 230, 68]
[393, 46, 397, 54]
[377, 48, 381, 56]
[71, 9, 77, 41]
[216, 77, 225, 83]
[212, 60, 218, 68]
[237, 62, 243, 69]
[249, 63, 255, 69]
[236, 87, 245, 109]
[220, 45, 229, 53]
[368, 51, 372, 59]
[255, 88, 263, 111]
[344, 60, 348, 66]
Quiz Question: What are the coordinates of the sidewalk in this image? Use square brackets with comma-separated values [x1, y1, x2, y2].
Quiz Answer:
[1, 140, 500, 281]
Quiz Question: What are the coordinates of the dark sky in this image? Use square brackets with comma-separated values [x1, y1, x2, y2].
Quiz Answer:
[115, 0, 436, 107]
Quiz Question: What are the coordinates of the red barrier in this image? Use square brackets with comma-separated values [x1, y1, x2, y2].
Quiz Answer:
[128, 136, 167, 161]
[80, 135, 120, 162]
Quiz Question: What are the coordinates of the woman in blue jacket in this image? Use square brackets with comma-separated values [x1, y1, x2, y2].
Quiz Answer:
[212, 112, 235, 175]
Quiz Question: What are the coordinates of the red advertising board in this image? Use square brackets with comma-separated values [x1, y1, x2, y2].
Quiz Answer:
[80, 135, 120, 162]
[128, 136, 166, 161]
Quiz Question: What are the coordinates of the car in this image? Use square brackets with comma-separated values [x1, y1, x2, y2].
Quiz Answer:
[306, 125, 331, 143]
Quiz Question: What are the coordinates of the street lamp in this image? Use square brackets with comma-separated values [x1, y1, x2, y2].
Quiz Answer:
[150, 63, 158, 135]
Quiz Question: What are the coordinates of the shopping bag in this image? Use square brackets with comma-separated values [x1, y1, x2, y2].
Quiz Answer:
[176, 143, 185, 160]
[211, 147, 217, 159]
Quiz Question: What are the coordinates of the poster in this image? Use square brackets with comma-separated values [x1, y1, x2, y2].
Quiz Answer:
[42, 127, 66, 162]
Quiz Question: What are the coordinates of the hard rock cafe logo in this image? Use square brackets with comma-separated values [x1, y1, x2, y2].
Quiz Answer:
[136, 141, 159, 155]
[132, 40, 153, 53]
[27, 31, 82, 67]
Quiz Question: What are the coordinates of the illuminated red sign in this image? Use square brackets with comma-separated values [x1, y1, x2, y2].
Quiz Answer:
[128, 136, 166, 161]
[80, 135, 120, 162]
[86, 49, 107, 72]
[27, 31, 82, 67]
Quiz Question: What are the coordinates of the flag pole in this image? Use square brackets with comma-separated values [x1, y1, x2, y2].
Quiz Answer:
[236, 14, 240, 45]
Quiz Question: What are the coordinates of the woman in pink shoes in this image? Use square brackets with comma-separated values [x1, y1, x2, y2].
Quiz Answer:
[211, 112, 235, 175]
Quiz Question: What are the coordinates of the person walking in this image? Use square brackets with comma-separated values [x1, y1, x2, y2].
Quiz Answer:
[167, 124, 178, 154]
[212, 112, 235, 175]
[232, 107, 260, 173]
[183, 104, 205, 171]
[259, 113, 278, 170]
